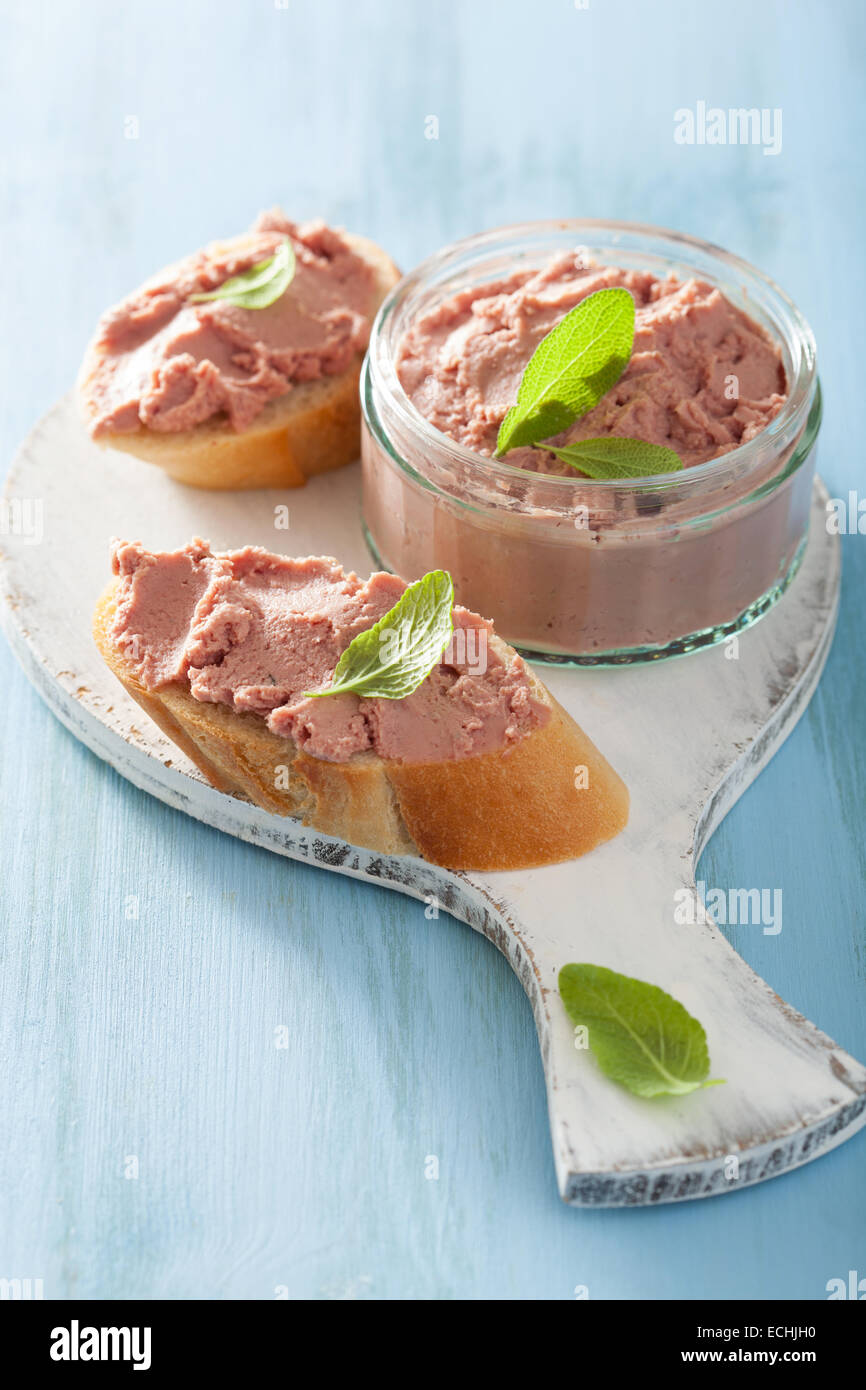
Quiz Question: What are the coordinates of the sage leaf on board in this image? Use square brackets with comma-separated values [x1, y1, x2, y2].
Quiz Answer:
[559, 963, 723, 1098]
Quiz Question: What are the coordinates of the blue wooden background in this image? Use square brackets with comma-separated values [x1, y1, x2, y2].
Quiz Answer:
[1, 0, 864, 1300]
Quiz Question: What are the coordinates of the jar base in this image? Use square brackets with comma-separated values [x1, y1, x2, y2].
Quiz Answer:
[362, 524, 809, 668]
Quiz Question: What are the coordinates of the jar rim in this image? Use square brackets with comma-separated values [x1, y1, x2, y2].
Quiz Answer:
[366, 218, 818, 500]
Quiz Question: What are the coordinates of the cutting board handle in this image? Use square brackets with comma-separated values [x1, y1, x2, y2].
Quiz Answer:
[489, 847, 866, 1205]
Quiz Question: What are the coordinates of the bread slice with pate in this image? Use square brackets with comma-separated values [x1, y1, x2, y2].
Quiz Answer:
[93, 540, 629, 871]
[78, 212, 400, 490]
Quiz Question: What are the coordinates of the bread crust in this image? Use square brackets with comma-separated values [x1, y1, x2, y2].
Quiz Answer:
[93, 583, 629, 871]
[79, 233, 401, 491]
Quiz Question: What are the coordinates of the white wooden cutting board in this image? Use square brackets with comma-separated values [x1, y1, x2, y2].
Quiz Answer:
[2, 393, 864, 1206]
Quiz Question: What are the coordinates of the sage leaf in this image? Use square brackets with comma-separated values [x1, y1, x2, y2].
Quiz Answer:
[306, 570, 454, 701]
[189, 236, 296, 310]
[496, 287, 634, 455]
[559, 963, 722, 1098]
[547, 437, 683, 479]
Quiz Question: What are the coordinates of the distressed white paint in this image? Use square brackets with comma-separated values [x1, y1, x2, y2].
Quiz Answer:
[2, 394, 863, 1206]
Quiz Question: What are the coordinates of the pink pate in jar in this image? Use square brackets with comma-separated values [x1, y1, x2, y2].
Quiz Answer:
[360, 220, 820, 663]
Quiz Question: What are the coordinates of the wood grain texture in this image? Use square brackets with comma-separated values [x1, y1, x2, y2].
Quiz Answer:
[3, 398, 863, 1211]
[0, 0, 864, 1297]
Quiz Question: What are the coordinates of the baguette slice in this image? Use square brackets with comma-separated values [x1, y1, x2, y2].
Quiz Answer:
[93, 583, 629, 872]
[79, 234, 400, 491]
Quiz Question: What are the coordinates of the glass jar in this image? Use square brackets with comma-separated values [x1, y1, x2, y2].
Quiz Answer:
[360, 220, 820, 664]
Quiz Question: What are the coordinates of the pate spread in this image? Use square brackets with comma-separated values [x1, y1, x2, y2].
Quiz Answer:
[396, 251, 787, 469]
[110, 540, 549, 763]
[84, 211, 375, 437]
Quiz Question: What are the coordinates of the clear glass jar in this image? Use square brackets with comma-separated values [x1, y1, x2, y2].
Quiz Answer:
[361, 220, 820, 664]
